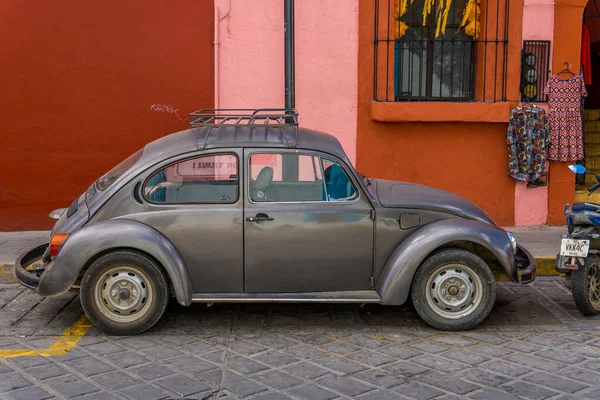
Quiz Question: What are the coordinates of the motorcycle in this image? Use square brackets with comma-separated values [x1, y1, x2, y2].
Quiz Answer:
[556, 164, 600, 315]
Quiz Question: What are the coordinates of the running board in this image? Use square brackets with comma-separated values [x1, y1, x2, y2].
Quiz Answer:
[191, 291, 382, 303]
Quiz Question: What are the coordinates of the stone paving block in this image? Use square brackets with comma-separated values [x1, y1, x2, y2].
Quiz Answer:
[251, 393, 295, 400]
[282, 361, 330, 380]
[227, 339, 268, 356]
[442, 349, 490, 365]
[119, 383, 170, 400]
[394, 382, 444, 400]
[0, 363, 14, 375]
[461, 368, 512, 388]
[555, 333, 593, 343]
[418, 371, 480, 395]
[44, 373, 99, 397]
[344, 334, 392, 350]
[348, 350, 396, 367]
[253, 350, 299, 368]
[4, 385, 54, 400]
[409, 341, 450, 354]
[378, 344, 422, 360]
[358, 389, 409, 400]
[505, 353, 564, 372]
[253, 335, 297, 350]
[77, 392, 122, 400]
[287, 383, 338, 400]
[317, 375, 375, 397]
[10, 355, 51, 369]
[284, 344, 327, 360]
[561, 367, 600, 385]
[504, 341, 544, 353]
[561, 343, 600, 358]
[253, 369, 303, 390]
[67, 357, 114, 377]
[523, 372, 588, 394]
[353, 369, 407, 389]
[320, 340, 361, 355]
[164, 355, 219, 374]
[51, 347, 88, 362]
[384, 361, 429, 377]
[470, 389, 520, 400]
[91, 370, 142, 391]
[83, 342, 124, 357]
[431, 335, 476, 348]
[413, 355, 467, 373]
[535, 349, 586, 364]
[312, 354, 367, 374]
[128, 364, 176, 381]
[527, 334, 567, 347]
[501, 381, 558, 400]
[25, 363, 68, 381]
[154, 373, 214, 397]
[289, 333, 334, 346]
[227, 356, 270, 375]
[222, 372, 267, 397]
[461, 332, 510, 345]
[113, 336, 158, 350]
[481, 360, 533, 377]
[106, 351, 150, 369]
[0, 372, 32, 393]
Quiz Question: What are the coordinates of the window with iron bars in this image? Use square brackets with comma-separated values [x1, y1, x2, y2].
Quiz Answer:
[374, 0, 510, 102]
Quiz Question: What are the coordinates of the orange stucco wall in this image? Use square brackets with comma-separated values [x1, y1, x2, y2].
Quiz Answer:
[357, 0, 523, 226]
[0, 1, 214, 231]
[546, 0, 587, 225]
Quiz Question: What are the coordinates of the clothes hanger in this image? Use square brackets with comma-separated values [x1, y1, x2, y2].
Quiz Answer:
[557, 61, 575, 78]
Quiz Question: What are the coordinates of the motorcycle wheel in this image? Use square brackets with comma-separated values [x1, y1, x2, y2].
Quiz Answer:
[572, 254, 600, 315]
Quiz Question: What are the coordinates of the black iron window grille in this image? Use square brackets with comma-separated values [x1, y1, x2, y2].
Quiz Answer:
[374, 0, 510, 102]
[519, 41, 550, 103]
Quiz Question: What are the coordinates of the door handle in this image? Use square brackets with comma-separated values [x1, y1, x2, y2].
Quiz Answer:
[246, 213, 274, 222]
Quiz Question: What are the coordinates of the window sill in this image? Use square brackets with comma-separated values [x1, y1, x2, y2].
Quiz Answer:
[371, 101, 512, 123]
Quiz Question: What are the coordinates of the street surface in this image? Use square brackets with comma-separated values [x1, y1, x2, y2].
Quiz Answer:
[0, 276, 599, 400]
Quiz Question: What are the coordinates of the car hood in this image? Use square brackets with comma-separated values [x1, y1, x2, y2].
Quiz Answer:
[372, 179, 495, 225]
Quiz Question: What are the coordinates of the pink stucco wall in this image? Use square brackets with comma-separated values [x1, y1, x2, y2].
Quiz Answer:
[514, 0, 554, 226]
[215, 0, 359, 164]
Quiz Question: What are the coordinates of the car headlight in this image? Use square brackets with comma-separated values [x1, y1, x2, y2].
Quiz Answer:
[507, 232, 517, 255]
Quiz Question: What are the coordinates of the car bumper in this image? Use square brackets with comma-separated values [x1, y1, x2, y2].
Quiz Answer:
[14, 243, 50, 291]
[515, 245, 536, 284]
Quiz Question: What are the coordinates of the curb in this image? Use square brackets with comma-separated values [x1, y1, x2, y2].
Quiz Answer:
[0, 256, 562, 285]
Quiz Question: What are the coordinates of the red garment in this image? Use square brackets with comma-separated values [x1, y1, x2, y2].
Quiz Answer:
[582, 24, 592, 85]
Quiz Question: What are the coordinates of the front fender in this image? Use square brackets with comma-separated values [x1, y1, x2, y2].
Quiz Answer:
[38, 219, 193, 306]
[377, 219, 515, 305]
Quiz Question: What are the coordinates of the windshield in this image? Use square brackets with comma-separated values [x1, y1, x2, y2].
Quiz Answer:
[96, 149, 143, 191]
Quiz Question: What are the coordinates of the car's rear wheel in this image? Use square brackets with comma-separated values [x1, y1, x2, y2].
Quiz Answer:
[411, 249, 496, 331]
[80, 250, 169, 335]
[571, 254, 600, 315]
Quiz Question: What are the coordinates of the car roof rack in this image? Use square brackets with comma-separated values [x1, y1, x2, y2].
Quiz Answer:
[188, 108, 300, 149]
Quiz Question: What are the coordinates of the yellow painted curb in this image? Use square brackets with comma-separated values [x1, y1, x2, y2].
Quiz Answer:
[535, 256, 559, 276]
[0, 263, 14, 281]
[0, 315, 92, 358]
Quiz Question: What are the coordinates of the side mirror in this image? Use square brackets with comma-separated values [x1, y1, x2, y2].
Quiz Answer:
[569, 164, 587, 174]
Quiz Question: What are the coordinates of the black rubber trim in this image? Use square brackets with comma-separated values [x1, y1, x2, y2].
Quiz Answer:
[133, 181, 143, 204]
[14, 244, 49, 290]
[516, 245, 536, 284]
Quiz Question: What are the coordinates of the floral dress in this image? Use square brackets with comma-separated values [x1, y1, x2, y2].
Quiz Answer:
[543, 73, 587, 162]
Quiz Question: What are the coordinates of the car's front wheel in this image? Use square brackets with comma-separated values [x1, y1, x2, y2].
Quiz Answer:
[80, 250, 169, 335]
[411, 249, 496, 331]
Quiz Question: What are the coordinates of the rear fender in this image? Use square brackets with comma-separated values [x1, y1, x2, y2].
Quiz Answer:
[376, 219, 515, 305]
[38, 219, 193, 306]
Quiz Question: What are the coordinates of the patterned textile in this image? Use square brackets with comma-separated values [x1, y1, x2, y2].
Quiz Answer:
[507, 104, 550, 182]
[544, 74, 587, 162]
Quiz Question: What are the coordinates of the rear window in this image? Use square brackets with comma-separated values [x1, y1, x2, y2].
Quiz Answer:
[96, 149, 143, 191]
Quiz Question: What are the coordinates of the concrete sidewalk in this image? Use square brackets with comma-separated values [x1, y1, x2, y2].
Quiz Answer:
[0, 226, 565, 277]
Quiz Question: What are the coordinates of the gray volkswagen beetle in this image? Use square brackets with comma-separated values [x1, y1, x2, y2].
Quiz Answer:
[15, 109, 536, 335]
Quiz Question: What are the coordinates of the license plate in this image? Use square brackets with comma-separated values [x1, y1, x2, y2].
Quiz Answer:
[560, 239, 590, 257]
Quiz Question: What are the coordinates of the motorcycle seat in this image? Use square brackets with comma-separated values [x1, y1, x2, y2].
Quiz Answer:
[572, 202, 600, 212]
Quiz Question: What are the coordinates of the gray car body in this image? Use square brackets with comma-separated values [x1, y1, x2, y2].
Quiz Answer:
[30, 125, 528, 306]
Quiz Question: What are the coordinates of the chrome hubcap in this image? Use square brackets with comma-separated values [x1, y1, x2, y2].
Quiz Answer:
[426, 264, 483, 319]
[587, 262, 600, 310]
[95, 266, 153, 323]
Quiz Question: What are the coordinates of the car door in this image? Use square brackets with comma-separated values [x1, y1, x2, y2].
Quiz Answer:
[243, 149, 374, 293]
[133, 149, 244, 294]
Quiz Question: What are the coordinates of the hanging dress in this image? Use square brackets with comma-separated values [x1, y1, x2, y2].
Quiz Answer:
[544, 73, 587, 162]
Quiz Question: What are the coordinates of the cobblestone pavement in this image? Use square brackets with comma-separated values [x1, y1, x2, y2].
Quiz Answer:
[0, 277, 599, 400]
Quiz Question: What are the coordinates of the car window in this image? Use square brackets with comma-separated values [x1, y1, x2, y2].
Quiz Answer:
[96, 149, 143, 191]
[321, 158, 358, 201]
[144, 154, 238, 204]
[248, 153, 356, 203]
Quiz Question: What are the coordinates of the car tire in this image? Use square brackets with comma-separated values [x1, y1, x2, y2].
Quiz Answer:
[411, 249, 496, 331]
[80, 250, 169, 335]
[571, 254, 600, 316]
